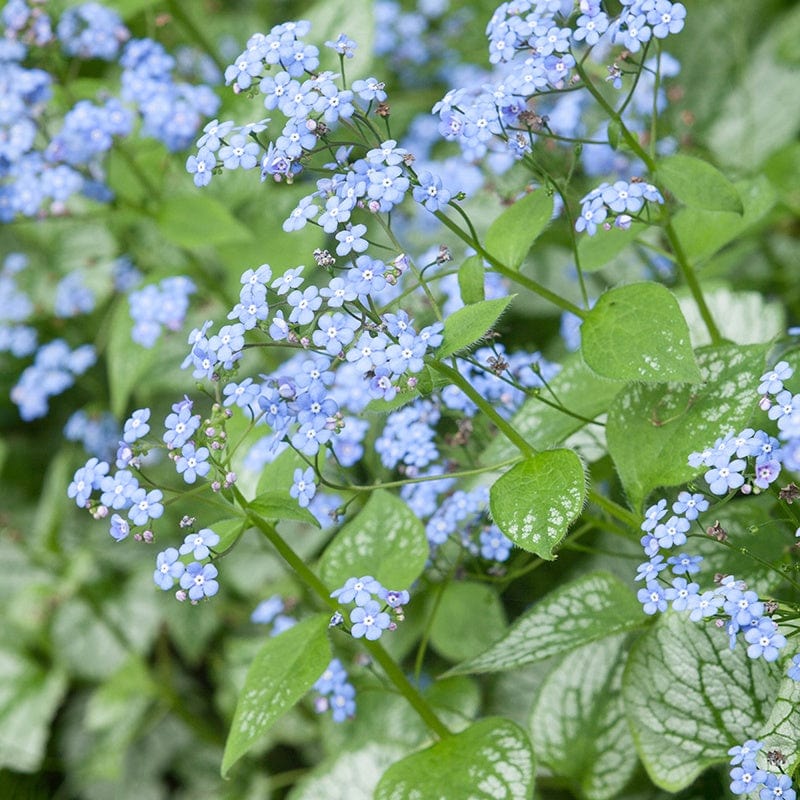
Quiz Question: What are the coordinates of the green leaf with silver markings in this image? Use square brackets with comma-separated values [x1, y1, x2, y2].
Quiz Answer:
[581, 282, 700, 384]
[374, 717, 534, 800]
[623, 612, 781, 792]
[489, 449, 585, 558]
[447, 571, 644, 676]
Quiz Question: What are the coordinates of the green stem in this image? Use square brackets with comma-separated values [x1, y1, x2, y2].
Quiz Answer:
[235, 487, 452, 739]
[434, 208, 586, 319]
[430, 360, 535, 458]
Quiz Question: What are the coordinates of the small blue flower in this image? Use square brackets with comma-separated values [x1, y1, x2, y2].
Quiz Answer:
[179, 528, 220, 560]
[729, 759, 767, 796]
[744, 619, 786, 662]
[290, 467, 317, 508]
[123, 408, 150, 444]
[349, 600, 391, 640]
[635, 555, 667, 581]
[251, 595, 284, 624]
[331, 576, 384, 606]
[68, 457, 109, 507]
[180, 562, 219, 601]
[175, 443, 211, 484]
[109, 513, 130, 542]
[664, 577, 700, 612]
[154, 548, 185, 590]
[759, 772, 795, 800]
[729, 740, 763, 766]
[667, 552, 703, 575]
[638, 581, 668, 615]
[705, 457, 746, 495]
[128, 488, 164, 526]
[758, 361, 792, 395]
[671, 491, 708, 521]
[641, 498, 668, 531]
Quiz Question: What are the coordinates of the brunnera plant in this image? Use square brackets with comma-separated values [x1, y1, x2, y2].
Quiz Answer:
[2, 0, 800, 798]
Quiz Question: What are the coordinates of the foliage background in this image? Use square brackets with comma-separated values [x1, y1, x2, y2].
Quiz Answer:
[1, 0, 799, 798]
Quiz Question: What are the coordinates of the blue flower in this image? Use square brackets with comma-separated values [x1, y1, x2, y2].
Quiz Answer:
[290, 467, 317, 508]
[349, 600, 391, 640]
[68, 457, 109, 507]
[128, 488, 164, 526]
[729, 740, 763, 766]
[704, 457, 746, 495]
[479, 527, 513, 561]
[163, 402, 201, 449]
[788, 653, 800, 681]
[179, 528, 220, 560]
[687, 590, 723, 621]
[641, 498, 668, 531]
[637, 581, 667, 615]
[744, 619, 786, 662]
[413, 170, 452, 212]
[667, 552, 703, 575]
[759, 773, 795, 800]
[654, 515, 690, 549]
[331, 576, 383, 606]
[287, 285, 322, 325]
[154, 548, 185, 590]
[664, 577, 699, 612]
[186, 147, 216, 187]
[635, 555, 666, 581]
[251, 595, 284, 624]
[109, 513, 130, 541]
[218, 133, 259, 170]
[730, 759, 766, 796]
[123, 408, 151, 444]
[671, 492, 708, 520]
[175, 443, 211, 484]
[335, 224, 369, 256]
[180, 562, 219, 601]
[758, 361, 792, 395]
[99, 470, 139, 510]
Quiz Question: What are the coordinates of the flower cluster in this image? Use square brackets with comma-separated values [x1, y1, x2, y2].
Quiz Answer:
[432, 0, 686, 167]
[312, 658, 356, 723]
[0, 1, 218, 222]
[728, 739, 796, 799]
[635, 360, 800, 668]
[575, 179, 665, 235]
[330, 576, 409, 641]
[153, 526, 221, 603]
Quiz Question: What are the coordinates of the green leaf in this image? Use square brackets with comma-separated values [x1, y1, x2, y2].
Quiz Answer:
[255, 447, 309, 497]
[319, 490, 428, 590]
[157, 193, 253, 250]
[529, 634, 638, 800]
[489, 449, 585, 559]
[657, 154, 743, 213]
[209, 517, 247, 554]
[458, 255, 485, 304]
[577, 225, 640, 272]
[437, 296, 515, 359]
[485, 189, 554, 269]
[581, 282, 701, 384]
[0, 647, 68, 773]
[305, 0, 374, 74]
[374, 717, 534, 800]
[671, 176, 777, 264]
[428, 582, 507, 662]
[757, 674, 800, 775]
[288, 744, 408, 800]
[763, 141, 800, 214]
[707, 7, 800, 169]
[447, 571, 645, 676]
[624, 612, 781, 792]
[250, 492, 321, 529]
[106, 299, 157, 417]
[221, 614, 331, 776]
[606, 343, 767, 509]
[482, 353, 625, 463]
